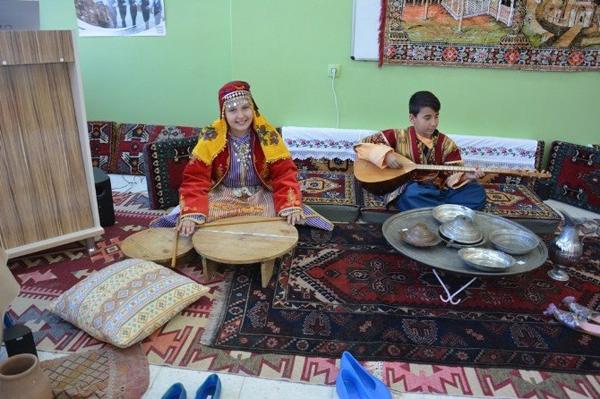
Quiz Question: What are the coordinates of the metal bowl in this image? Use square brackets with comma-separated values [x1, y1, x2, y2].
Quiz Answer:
[458, 248, 516, 272]
[439, 215, 483, 244]
[439, 229, 486, 248]
[432, 204, 475, 224]
[489, 228, 539, 255]
[400, 223, 441, 247]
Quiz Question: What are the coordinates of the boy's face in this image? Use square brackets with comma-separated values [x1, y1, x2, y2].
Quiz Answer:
[409, 106, 439, 137]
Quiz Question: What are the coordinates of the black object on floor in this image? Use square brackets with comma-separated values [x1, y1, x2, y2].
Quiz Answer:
[3, 324, 37, 357]
[94, 167, 115, 227]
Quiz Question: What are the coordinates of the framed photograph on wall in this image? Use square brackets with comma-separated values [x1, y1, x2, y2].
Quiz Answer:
[75, 0, 166, 37]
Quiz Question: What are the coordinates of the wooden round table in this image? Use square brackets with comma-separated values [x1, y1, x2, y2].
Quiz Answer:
[121, 228, 194, 265]
[192, 216, 298, 288]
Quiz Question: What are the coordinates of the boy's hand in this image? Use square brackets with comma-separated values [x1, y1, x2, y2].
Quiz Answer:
[464, 169, 485, 181]
[385, 152, 403, 169]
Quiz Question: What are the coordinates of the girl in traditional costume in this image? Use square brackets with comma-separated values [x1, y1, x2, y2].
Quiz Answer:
[151, 81, 332, 235]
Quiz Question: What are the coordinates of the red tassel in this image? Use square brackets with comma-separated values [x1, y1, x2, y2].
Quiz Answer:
[378, 0, 388, 67]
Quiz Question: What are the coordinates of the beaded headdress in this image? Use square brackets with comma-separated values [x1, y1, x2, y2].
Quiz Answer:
[218, 81, 258, 119]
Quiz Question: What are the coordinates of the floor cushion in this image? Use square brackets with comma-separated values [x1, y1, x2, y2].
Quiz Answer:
[535, 141, 600, 213]
[483, 183, 561, 234]
[358, 183, 561, 234]
[51, 258, 208, 348]
[112, 123, 200, 175]
[296, 158, 360, 222]
[87, 121, 116, 173]
[143, 135, 198, 209]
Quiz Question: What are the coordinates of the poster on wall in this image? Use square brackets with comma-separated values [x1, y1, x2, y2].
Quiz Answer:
[75, 0, 166, 37]
[379, 0, 600, 71]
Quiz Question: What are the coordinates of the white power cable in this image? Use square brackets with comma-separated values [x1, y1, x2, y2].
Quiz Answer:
[330, 72, 340, 128]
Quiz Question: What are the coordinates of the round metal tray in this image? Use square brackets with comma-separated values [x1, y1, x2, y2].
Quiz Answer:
[382, 208, 548, 276]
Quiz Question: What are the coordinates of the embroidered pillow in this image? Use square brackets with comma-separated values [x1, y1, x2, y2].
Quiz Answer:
[51, 259, 208, 348]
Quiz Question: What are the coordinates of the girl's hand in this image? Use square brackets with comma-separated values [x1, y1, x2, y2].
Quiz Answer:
[178, 219, 201, 236]
[286, 211, 304, 225]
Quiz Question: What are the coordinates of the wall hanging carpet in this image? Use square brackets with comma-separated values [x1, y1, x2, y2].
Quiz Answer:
[5, 192, 600, 398]
[379, 0, 600, 70]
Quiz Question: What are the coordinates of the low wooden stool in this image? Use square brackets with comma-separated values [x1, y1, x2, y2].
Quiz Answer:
[121, 228, 194, 265]
[192, 216, 298, 288]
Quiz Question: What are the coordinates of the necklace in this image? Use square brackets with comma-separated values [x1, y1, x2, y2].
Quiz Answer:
[230, 138, 251, 166]
[230, 135, 252, 185]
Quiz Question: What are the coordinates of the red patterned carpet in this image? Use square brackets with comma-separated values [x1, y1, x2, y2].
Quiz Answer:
[206, 224, 600, 373]
[6, 192, 600, 398]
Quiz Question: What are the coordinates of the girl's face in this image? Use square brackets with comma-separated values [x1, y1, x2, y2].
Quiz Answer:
[224, 100, 253, 136]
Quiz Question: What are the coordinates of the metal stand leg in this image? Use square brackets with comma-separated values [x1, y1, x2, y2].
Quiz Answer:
[432, 269, 477, 305]
[85, 238, 95, 254]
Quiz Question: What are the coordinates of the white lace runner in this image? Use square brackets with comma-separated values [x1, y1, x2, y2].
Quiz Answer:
[282, 126, 540, 170]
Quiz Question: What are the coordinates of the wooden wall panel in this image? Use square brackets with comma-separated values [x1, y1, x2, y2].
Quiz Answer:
[0, 31, 74, 66]
[0, 64, 94, 249]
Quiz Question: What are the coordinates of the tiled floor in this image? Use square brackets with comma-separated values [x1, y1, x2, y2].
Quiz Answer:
[33, 350, 480, 399]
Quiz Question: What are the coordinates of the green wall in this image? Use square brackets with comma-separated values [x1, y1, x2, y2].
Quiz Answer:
[40, 0, 231, 126]
[42, 0, 598, 145]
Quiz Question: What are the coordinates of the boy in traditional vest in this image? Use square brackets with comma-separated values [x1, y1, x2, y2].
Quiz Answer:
[355, 91, 486, 211]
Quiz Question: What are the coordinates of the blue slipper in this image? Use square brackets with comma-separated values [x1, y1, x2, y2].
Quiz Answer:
[195, 374, 221, 399]
[162, 382, 187, 399]
[336, 369, 364, 399]
[336, 351, 391, 399]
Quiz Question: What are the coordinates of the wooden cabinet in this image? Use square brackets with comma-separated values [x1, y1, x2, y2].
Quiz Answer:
[0, 30, 103, 259]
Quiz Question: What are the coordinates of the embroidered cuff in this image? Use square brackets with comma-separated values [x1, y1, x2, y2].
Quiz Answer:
[180, 214, 206, 224]
[279, 207, 303, 217]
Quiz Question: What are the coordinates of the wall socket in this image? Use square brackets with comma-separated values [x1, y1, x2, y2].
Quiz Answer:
[328, 64, 340, 78]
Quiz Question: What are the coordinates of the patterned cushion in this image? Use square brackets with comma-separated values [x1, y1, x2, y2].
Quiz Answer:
[297, 161, 359, 207]
[87, 121, 116, 173]
[143, 135, 199, 209]
[112, 123, 200, 175]
[51, 259, 208, 348]
[483, 183, 561, 233]
[535, 141, 600, 213]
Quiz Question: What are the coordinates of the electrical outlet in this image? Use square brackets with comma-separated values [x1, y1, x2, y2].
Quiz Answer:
[328, 64, 341, 78]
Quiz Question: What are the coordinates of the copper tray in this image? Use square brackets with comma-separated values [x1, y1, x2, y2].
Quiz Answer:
[382, 208, 548, 276]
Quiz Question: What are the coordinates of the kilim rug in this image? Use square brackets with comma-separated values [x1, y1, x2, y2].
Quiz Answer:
[6, 192, 600, 398]
[40, 344, 148, 398]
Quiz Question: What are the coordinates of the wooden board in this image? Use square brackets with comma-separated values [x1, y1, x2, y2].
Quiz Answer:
[121, 228, 193, 263]
[0, 30, 103, 258]
[192, 216, 298, 264]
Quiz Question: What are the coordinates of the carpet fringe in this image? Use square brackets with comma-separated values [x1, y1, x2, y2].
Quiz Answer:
[200, 272, 233, 346]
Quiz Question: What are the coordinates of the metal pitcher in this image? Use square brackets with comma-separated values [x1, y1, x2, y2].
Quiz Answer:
[548, 212, 583, 282]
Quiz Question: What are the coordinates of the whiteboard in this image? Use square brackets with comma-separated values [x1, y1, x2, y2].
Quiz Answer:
[351, 0, 380, 61]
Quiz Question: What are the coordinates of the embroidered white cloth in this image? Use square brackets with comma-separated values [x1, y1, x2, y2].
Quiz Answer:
[449, 134, 539, 169]
[282, 126, 375, 160]
[282, 126, 540, 169]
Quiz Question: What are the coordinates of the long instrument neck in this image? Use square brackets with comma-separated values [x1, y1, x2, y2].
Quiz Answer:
[411, 163, 526, 175]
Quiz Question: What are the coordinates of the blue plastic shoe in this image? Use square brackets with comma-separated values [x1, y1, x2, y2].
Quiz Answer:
[336, 351, 391, 399]
[195, 374, 221, 399]
[162, 382, 187, 399]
